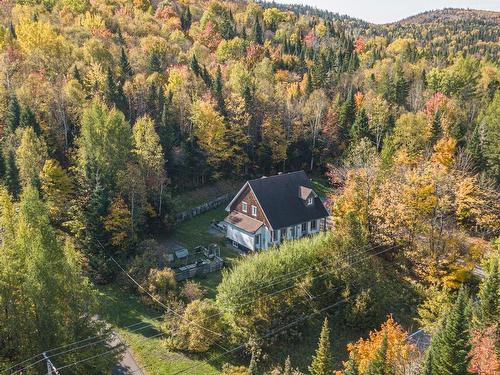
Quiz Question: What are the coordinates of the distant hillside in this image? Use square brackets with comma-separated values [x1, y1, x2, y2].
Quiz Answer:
[396, 8, 500, 25]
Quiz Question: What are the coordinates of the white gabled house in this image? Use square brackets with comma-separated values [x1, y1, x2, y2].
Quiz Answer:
[224, 171, 330, 251]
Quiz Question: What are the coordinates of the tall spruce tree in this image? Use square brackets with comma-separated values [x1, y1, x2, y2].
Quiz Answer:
[309, 317, 334, 375]
[420, 351, 433, 375]
[252, 17, 263, 45]
[4, 150, 19, 197]
[344, 354, 360, 375]
[474, 258, 499, 328]
[119, 47, 133, 80]
[213, 66, 226, 116]
[0, 145, 5, 182]
[431, 288, 472, 375]
[350, 108, 370, 142]
[19, 106, 41, 136]
[6, 94, 20, 133]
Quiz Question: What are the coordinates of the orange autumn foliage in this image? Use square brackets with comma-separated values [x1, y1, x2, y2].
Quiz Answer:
[354, 91, 364, 112]
[346, 316, 416, 373]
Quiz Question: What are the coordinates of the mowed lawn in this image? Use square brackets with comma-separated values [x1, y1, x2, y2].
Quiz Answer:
[96, 284, 223, 375]
[95, 207, 243, 374]
[161, 206, 241, 298]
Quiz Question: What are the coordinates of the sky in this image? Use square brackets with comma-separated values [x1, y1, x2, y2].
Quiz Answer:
[264, 0, 500, 24]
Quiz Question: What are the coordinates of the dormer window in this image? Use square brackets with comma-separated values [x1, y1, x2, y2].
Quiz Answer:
[307, 197, 313, 206]
[242, 202, 248, 213]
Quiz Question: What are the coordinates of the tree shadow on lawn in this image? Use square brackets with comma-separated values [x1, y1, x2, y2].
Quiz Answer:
[95, 283, 163, 339]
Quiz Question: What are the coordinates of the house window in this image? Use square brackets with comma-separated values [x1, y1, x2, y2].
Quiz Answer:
[242, 202, 248, 213]
[307, 197, 314, 206]
[310, 220, 317, 230]
[271, 230, 276, 242]
[255, 234, 261, 246]
[252, 205, 257, 217]
[301, 222, 307, 233]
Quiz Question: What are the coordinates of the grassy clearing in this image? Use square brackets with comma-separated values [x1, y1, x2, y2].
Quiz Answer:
[159, 206, 240, 298]
[96, 284, 222, 375]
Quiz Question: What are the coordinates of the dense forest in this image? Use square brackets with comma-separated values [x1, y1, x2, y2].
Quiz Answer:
[0, 0, 498, 373]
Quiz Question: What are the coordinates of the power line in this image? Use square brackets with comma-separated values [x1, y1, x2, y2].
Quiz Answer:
[4, 317, 164, 374]
[52, 243, 396, 374]
[109, 256, 226, 340]
[11, 239, 396, 374]
[171, 294, 356, 375]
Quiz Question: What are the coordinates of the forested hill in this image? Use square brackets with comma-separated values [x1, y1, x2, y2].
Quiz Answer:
[396, 8, 500, 25]
[0, 0, 499, 372]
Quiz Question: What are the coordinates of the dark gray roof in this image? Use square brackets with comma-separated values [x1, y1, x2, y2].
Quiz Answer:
[248, 171, 329, 229]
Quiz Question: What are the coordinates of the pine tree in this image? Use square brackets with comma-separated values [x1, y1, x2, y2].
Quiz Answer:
[252, 17, 263, 45]
[474, 258, 499, 328]
[105, 67, 127, 114]
[309, 317, 334, 375]
[365, 331, 390, 375]
[147, 52, 162, 73]
[9, 21, 16, 39]
[19, 106, 41, 136]
[420, 351, 433, 375]
[0, 145, 5, 182]
[431, 288, 472, 375]
[344, 354, 359, 375]
[350, 108, 370, 142]
[4, 149, 20, 198]
[119, 47, 133, 80]
[72, 65, 82, 84]
[430, 111, 441, 145]
[6, 94, 20, 133]
[213, 66, 226, 116]
[190, 55, 201, 76]
[180, 6, 192, 32]
[304, 71, 313, 97]
[465, 123, 485, 171]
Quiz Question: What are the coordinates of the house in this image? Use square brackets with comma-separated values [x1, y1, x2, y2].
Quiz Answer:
[224, 171, 330, 251]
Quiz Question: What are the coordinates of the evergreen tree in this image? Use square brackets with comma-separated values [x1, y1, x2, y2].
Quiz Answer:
[190, 55, 201, 76]
[365, 331, 390, 375]
[4, 150, 19, 197]
[6, 94, 20, 133]
[430, 111, 441, 145]
[252, 17, 263, 45]
[19, 106, 41, 136]
[474, 258, 499, 328]
[304, 71, 313, 97]
[119, 47, 133, 80]
[0, 145, 4, 182]
[105, 67, 127, 114]
[431, 288, 472, 375]
[72, 65, 82, 84]
[350, 108, 370, 142]
[213, 66, 226, 116]
[420, 351, 433, 375]
[147, 52, 162, 73]
[465, 123, 485, 171]
[9, 21, 16, 39]
[344, 354, 359, 375]
[0, 186, 118, 371]
[180, 6, 192, 31]
[309, 317, 334, 375]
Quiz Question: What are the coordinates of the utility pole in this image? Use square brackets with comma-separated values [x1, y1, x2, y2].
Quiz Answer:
[43, 352, 60, 375]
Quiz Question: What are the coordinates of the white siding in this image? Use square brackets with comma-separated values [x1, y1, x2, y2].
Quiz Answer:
[227, 224, 255, 250]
